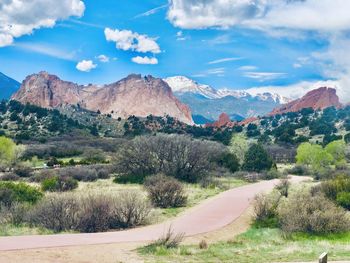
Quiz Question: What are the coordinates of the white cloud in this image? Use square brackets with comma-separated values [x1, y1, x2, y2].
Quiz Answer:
[208, 57, 242, 65]
[132, 56, 158, 65]
[0, 0, 85, 47]
[97, 54, 109, 63]
[134, 4, 168, 18]
[243, 72, 287, 82]
[104, 28, 160, 54]
[167, 0, 350, 33]
[176, 30, 186, 41]
[76, 60, 97, 72]
[238, 65, 258, 71]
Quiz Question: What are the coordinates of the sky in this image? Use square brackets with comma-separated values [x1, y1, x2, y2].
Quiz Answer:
[0, 0, 350, 101]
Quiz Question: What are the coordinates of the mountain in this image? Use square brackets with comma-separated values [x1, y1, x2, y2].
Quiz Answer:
[12, 72, 194, 125]
[164, 76, 221, 99]
[270, 87, 342, 116]
[0, 72, 20, 99]
[164, 76, 291, 122]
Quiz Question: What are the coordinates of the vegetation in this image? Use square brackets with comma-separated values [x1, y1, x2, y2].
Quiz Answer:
[242, 144, 275, 172]
[144, 174, 188, 208]
[0, 181, 43, 206]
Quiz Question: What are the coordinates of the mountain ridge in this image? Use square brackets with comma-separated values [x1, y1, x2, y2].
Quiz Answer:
[12, 72, 194, 125]
[0, 72, 20, 100]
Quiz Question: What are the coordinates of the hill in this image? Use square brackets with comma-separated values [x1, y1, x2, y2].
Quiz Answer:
[0, 72, 20, 99]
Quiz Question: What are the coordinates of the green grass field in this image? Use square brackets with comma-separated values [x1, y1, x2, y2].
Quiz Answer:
[139, 227, 350, 263]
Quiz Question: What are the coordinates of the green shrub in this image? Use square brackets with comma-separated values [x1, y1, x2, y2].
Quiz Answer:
[243, 144, 274, 172]
[144, 174, 187, 208]
[0, 182, 43, 206]
[336, 192, 350, 210]
[278, 190, 350, 234]
[114, 173, 147, 184]
[217, 152, 240, 173]
[14, 165, 33, 178]
[287, 165, 310, 175]
[41, 176, 78, 192]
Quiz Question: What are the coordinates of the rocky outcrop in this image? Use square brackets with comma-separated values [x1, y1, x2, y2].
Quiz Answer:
[12, 72, 194, 125]
[270, 87, 342, 116]
[205, 113, 236, 128]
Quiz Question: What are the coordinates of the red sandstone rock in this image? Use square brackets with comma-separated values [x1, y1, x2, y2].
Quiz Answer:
[12, 72, 194, 125]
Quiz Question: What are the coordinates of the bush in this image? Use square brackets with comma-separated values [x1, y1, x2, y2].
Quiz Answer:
[59, 167, 98, 182]
[278, 190, 350, 234]
[0, 182, 43, 206]
[29, 170, 57, 183]
[13, 165, 33, 178]
[114, 134, 225, 183]
[29, 194, 80, 232]
[275, 179, 290, 198]
[287, 165, 310, 176]
[0, 173, 21, 181]
[253, 192, 280, 228]
[41, 176, 78, 192]
[147, 227, 184, 249]
[243, 144, 274, 172]
[110, 191, 152, 229]
[336, 192, 350, 210]
[216, 152, 240, 173]
[319, 175, 350, 209]
[144, 174, 187, 208]
[29, 191, 152, 233]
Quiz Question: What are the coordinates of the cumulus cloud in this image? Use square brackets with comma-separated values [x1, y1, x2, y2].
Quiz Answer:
[104, 28, 160, 54]
[167, 0, 350, 33]
[76, 60, 97, 72]
[97, 54, 109, 63]
[131, 56, 158, 65]
[0, 0, 85, 47]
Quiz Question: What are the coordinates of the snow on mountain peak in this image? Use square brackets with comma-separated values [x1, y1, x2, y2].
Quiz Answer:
[164, 76, 292, 103]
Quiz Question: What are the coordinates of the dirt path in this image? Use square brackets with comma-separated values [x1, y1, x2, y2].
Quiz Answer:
[0, 176, 310, 253]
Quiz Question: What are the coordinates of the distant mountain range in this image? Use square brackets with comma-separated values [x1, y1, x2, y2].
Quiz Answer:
[0, 72, 20, 100]
[164, 76, 291, 123]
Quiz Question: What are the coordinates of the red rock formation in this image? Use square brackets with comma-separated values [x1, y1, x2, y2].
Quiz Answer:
[205, 113, 236, 128]
[12, 72, 194, 125]
[238, 117, 259, 126]
[270, 87, 342, 116]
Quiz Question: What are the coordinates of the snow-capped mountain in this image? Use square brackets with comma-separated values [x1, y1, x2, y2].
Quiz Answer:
[164, 76, 220, 99]
[164, 76, 291, 103]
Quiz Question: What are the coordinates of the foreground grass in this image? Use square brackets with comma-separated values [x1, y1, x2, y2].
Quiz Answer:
[139, 228, 350, 263]
[0, 224, 54, 236]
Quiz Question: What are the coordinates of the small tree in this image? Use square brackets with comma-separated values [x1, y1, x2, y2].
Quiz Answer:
[0, 137, 16, 165]
[296, 142, 334, 173]
[229, 134, 249, 165]
[242, 144, 274, 172]
[325, 140, 346, 164]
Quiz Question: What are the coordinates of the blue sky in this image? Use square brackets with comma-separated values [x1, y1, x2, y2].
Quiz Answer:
[0, 0, 349, 94]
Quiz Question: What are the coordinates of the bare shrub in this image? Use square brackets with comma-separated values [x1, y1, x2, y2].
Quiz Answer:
[275, 179, 290, 197]
[278, 190, 350, 234]
[77, 194, 114, 233]
[144, 174, 187, 208]
[199, 240, 208, 249]
[29, 193, 80, 232]
[151, 227, 184, 249]
[59, 167, 98, 182]
[253, 192, 281, 228]
[111, 191, 152, 229]
[30, 170, 57, 183]
[0, 173, 21, 181]
[114, 134, 225, 183]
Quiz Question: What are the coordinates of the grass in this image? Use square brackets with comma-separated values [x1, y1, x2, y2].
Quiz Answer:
[139, 227, 350, 263]
[0, 224, 54, 236]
